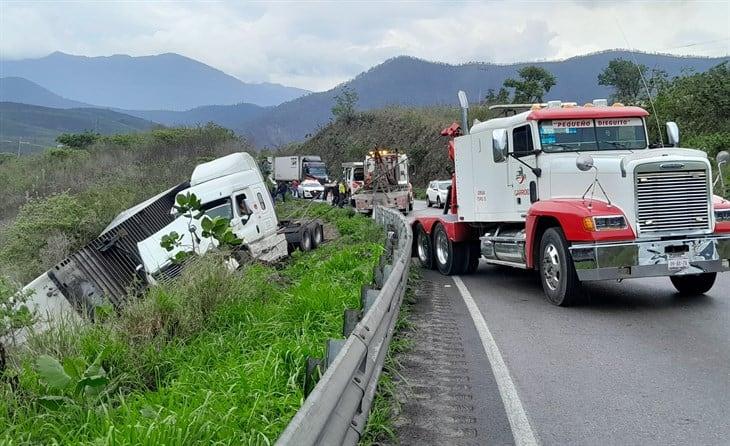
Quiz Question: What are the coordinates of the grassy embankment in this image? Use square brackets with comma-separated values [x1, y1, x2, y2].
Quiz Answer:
[0, 124, 249, 283]
[1, 199, 384, 444]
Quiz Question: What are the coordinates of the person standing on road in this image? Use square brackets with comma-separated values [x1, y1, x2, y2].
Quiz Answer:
[291, 179, 300, 198]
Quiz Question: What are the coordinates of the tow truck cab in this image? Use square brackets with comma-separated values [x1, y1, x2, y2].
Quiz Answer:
[413, 96, 730, 306]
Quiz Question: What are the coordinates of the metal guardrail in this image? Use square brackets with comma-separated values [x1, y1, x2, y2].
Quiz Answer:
[277, 205, 412, 445]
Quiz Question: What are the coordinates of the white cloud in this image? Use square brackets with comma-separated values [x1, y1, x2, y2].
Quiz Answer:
[1, 0, 727, 91]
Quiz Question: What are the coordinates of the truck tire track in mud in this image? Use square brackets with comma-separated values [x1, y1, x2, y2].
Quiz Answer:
[389, 270, 513, 445]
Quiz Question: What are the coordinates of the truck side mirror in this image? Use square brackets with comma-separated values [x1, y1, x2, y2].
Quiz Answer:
[492, 129, 508, 162]
[666, 122, 679, 147]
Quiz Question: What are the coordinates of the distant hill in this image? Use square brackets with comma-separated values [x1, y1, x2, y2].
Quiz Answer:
[242, 50, 729, 147]
[0, 77, 93, 109]
[1, 51, 309, 110]
[0, 102, 157, 153]
[124, 103, 268, 133]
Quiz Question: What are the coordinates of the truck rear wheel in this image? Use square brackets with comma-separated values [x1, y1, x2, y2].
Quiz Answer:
[299, 228, 313, 252]
[416, 224, 434, 269]
[433, 223, 466, 275]
[539, 227, 582, 306]
[310, 223, 324, 248]
[670, 273, 716, 295]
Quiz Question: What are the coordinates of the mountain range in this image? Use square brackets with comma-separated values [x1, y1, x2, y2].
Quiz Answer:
[1, 51, 308, 109]
[1, 50, 728, 150]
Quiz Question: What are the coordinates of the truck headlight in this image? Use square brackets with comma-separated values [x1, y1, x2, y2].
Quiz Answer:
[715, 209, 730, 222]
[583, 216, 628, 231]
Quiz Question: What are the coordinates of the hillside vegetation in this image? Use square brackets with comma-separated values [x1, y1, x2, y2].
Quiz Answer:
[0, 124, 249, 283]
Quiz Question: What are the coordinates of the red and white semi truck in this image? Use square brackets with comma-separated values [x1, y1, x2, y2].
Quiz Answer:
[413, 93, 730, 306]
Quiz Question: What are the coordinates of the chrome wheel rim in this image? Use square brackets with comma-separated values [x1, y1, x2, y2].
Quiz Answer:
[417, 231, 429, 263]
[542, 243, 561, 291]
[435, 230, 449, 265]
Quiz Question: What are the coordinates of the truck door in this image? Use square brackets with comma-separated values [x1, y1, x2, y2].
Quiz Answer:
[251, 184, 277, 235]
[231, 190, 262, 244]
[508, 124, 538, 216]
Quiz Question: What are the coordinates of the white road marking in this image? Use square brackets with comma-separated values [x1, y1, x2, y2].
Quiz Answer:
[452, 276, 539, 446]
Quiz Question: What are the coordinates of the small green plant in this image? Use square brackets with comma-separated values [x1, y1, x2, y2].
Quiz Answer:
[1, 277, 35, 372]
[34, 350, 120, 410]
[160, 193, 242, 264]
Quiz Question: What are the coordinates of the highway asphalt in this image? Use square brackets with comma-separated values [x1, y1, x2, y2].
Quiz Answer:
[404, 200, 730, 445]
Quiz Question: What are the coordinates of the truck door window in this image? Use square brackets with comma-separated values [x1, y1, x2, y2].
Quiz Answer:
[512, 125, 534, 156]
[202, 198, 233, 220]
[235, 194, 252, 224]
[256, 192, 267, 211]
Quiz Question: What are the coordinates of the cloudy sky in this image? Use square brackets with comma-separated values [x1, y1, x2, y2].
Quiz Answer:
[1, 1, 728, 91]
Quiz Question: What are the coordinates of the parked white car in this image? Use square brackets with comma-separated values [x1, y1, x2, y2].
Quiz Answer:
[297, 179, 324, 198]
[426, 180, 451, 208]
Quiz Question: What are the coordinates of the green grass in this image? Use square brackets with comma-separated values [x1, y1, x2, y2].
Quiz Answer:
[0, 202, 384, 445]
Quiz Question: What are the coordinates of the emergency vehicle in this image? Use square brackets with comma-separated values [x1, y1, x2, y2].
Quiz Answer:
[413, 92, 730, 306]
[353, 149, 413, 215]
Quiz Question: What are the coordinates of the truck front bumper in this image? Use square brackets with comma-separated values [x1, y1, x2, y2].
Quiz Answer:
[569, 236, 730, 281]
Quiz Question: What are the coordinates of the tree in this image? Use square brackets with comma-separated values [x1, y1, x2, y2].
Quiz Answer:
[331, 86, 359, 123]
[484, 87, 510, 105]
[56, 131, 100, 149]
[503, 66, 556, 103]
[598, 58, 667, 105]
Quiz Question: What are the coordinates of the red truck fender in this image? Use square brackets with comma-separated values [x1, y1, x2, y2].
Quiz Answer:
[525, 199, 635, 268]
[412, 214, 477, 242]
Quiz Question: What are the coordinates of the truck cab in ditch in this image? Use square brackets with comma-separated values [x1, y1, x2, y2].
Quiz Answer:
[413, 95, 730, 306]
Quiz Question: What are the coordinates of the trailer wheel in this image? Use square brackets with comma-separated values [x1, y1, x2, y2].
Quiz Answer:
[416, 224, 434, 269]
[539, 227, 582, 306]
[299, 228, 313, 252]
[433, 223, 466, 275]
[311, 223, 324, 248]
[670, 273, 716, 295]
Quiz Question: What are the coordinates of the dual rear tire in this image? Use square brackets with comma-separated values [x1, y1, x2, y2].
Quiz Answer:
[415, 223, 479, 275]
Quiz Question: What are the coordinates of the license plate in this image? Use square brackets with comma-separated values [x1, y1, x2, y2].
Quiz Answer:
[668, 256, 690, 270]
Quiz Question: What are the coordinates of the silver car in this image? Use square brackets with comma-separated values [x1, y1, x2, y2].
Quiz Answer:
[426, 180, 451, 208]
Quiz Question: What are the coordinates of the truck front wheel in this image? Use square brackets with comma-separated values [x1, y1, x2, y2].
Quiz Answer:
[433, 223, 466, 275]
[670, 273, 716, 295]
[539, 227, 583, 306]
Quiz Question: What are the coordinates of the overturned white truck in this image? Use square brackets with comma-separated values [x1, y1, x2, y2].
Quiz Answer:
[22, 153, 323, 323]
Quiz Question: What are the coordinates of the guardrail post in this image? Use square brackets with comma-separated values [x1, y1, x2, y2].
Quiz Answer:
[325, 339, 346, 368]
[304, 357, 323, 397]
[342, 309, 361, 337]
[360, 285, 379, 312]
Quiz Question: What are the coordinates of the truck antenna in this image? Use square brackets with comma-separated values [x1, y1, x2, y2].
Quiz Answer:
[615, 19, 664, 147]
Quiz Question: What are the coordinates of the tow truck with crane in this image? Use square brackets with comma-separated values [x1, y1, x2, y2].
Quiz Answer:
[353, 149, 413, 215]
[412, 92, 730, 305]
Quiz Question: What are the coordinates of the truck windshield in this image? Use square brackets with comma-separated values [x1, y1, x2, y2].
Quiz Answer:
[539, 118, 647, 152]
[304, 163, 327, 178]
[354, 167, 364, 181]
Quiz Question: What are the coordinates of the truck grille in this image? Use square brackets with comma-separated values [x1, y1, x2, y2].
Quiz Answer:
[635, 170, 710, 233]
